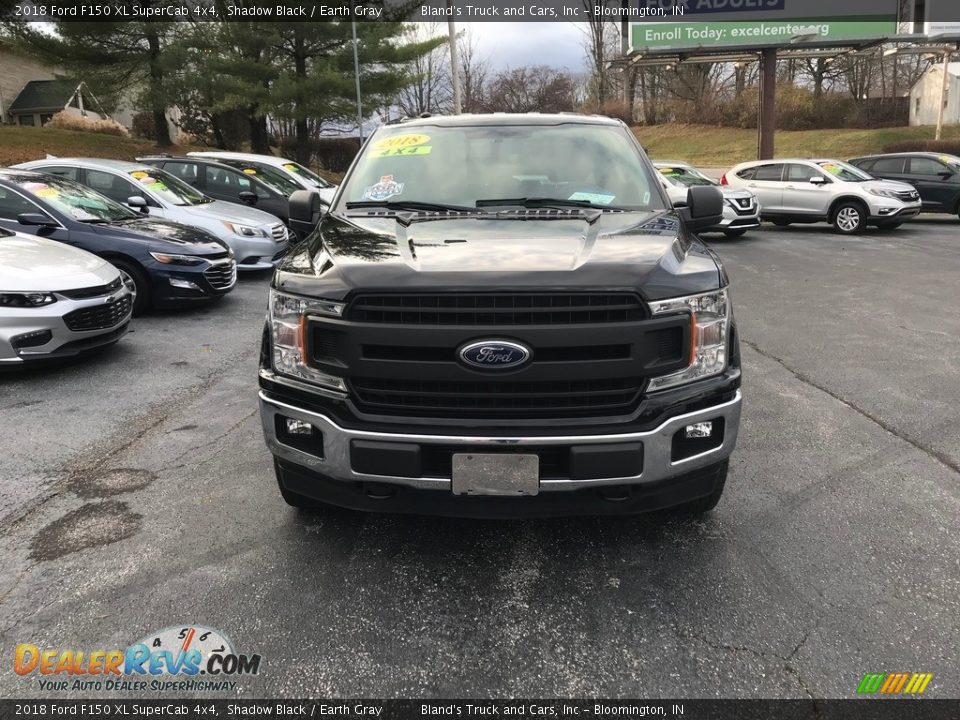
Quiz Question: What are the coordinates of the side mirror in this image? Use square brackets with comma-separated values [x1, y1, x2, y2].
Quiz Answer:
[126, 196, 149, 214]
[238, 191, 258, 206]
[679, 186, 723, 231]
[809, 176, 828, 185]
[17, 212, 58, 228]
[288, 189, 323, 237]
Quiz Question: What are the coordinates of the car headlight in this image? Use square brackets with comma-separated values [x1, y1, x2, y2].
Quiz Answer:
[867, 188, 900, 200]
[0, 292, 57, 308]
[269, 288, 346, 391]
[149, 251, 206, 266]
[222, 221, 266, 237]
[647, 289, 729, 392]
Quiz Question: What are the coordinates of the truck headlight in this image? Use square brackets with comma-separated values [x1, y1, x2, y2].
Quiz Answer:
[647, 289, 729, 391]
[269, 288, 346, 392]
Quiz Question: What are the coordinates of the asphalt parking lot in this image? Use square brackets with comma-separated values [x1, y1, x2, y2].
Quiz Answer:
[1, 217, 958, 699]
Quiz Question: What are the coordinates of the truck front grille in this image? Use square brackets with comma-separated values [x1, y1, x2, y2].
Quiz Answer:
[346, 292, 646, 326]
[311, 292, 689, 422]
[64, 296, 132, 331]
[350, 377, 642, 417]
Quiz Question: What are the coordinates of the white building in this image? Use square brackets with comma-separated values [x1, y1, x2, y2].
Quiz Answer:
[910, 62, 960, 127]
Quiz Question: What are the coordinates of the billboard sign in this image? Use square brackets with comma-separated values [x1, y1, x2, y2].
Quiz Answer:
[630, 0, 899, 53]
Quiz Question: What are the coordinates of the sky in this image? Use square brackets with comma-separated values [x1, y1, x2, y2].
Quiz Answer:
[463, 22, 589, 73]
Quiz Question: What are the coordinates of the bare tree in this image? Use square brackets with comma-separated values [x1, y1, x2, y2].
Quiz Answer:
[580, 3, 620, 107]
[799, 57, 844, 98]
[457, 31, 490, 113]
[396, 23, 452, 117]
[483, 66, 576, 114]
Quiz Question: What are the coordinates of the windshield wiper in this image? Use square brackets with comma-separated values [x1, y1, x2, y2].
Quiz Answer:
[475, 197, 627, 211]
[345, 200, 478, 213]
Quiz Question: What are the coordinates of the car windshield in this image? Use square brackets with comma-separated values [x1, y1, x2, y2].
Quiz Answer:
[657, 165, 717, 188]
[339, 123, 663, 211]
[817, 160, 872, 182]
[129, 167, 210, 206]
[218, 160, 301, 196]
[935, 154, 960, 172]
[281, 161, 333, 189]
[15, 176, 138, 222]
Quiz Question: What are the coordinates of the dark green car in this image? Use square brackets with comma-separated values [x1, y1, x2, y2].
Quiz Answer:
[849, 152, 960, 219]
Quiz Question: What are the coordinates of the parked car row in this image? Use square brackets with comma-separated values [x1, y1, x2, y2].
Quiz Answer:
[652, 152, 960, 237]
[0, 152, 339, 365]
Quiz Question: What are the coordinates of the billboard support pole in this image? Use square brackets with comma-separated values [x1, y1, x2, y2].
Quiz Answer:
[758, 48, 777, 159]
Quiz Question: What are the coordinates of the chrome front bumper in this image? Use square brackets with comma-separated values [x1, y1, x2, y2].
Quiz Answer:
[259, 390, 742, 493]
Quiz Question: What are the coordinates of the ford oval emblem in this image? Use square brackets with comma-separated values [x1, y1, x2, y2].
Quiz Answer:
[458, 340, 532, 370]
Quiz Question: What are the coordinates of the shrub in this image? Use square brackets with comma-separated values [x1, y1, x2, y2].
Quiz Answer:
[131, 112, 155, 140]
[45, 110, 129, 137]
[883, 139, 960, 154]
[314, 137, 361, 173]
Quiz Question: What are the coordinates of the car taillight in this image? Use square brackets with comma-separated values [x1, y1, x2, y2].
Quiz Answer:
[720, 174, 729, 186]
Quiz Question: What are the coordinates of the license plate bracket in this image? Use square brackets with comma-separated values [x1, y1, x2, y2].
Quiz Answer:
[451, 453, 540, 496]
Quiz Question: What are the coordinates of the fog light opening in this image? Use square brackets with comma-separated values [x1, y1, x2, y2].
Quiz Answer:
[285, 418, 313, 436]
[685, 421, 713, 439]
[11, 329, 53, 350]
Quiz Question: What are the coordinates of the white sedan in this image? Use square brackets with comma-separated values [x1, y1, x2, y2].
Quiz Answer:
[0, 229, 133, 364]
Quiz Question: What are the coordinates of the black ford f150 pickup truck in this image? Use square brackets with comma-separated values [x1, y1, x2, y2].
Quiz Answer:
[258, 114, 742, 517]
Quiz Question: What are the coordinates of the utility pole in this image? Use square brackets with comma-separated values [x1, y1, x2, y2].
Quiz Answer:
[447, 2, 462, 114]
[351, 16, 364, 141]
[936, 49, 951, 141]
[758, 48, 777, 159]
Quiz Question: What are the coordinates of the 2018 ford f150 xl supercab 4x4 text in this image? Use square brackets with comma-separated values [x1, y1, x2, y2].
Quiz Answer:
[258, 114, 742, 518]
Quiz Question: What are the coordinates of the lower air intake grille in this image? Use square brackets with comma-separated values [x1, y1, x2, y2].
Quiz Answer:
[350, 377, 642, 418]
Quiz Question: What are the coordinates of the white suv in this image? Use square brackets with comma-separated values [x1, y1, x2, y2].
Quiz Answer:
[722, 159, 921, 234]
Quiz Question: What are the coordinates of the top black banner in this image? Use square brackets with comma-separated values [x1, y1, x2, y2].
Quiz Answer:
[4, 0, 959, 24]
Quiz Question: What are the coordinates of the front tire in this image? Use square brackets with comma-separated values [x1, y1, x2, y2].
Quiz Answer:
[878, 222, 902, 230]
[772, 220, 791, 227]
[724, 229, 747, 238]
[109, 258, 150, 316]
[832, 202, 867, 235]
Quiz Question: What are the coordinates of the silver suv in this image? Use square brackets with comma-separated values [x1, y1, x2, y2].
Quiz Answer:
[13, 158, 290, 270]
[654, 161, 760, 237]
[723, 159, 921, 234]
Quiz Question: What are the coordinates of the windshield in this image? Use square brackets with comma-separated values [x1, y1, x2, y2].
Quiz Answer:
[657, 165, 717, 188]
[129, 168, 210, 206]
[218, 160, 301, 196]
[339, 123, 663, 211]
[817, 160, 873, 182]
[15, 176, 138, 222]
[281, 161, 333, 189]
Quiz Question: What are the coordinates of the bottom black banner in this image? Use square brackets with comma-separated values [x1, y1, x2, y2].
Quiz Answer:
[1, 700, 958, 720]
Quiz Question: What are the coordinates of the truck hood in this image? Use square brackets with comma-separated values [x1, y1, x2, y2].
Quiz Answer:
[0, 232, 118, 291]
[180, 199, 282, 228]
[275, 210, 723, 302]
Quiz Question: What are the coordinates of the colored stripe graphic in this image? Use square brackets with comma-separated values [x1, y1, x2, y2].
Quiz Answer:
[858, 673, 932, 694]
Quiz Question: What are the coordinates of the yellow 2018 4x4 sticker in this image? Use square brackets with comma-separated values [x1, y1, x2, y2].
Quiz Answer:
[370, 133, 432, 158]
